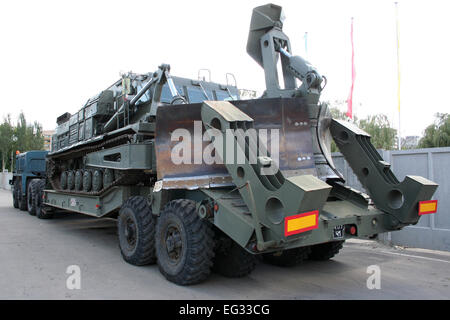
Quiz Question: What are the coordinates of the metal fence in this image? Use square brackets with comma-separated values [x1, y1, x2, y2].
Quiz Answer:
[332, 147, 450, 252]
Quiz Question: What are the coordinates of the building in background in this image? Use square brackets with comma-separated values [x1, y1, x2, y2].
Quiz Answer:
[401, 136, 420, 149]
[43, 130, 55, 151]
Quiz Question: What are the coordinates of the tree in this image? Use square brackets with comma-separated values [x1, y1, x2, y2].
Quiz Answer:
[0, 112, 44, 172]
[14, 113, 44, 152]
[0, 115, 13, 171]
[418, 113, 450, 148]
[358, 114, 397, 150]
[325, 100, 397, 152]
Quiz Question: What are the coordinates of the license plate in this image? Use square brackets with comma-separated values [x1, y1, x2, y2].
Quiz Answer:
[333, 225, 345, 239]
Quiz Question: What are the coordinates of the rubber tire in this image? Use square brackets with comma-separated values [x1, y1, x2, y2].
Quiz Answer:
[27, 179, 38, 215]
[67, 171, 75, 190]
[118, 196, 157, 266]
[92, 170, 103, 192]
[35, 180, 53, 219]
[13, 179, 19, 209]
[155, 199, 215, 285]
[309, 240, 345, 261]
[75, 170, 83, 191]
[60, 171, 67, 190]
[18, 180, 27, 211]
[213, 239, 257, 277]
[83, 170, 92, 192]
[103, 169, 114, 189]
[263, 246, 312, 267]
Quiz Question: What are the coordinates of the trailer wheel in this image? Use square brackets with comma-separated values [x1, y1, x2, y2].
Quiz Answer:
[263, 246, 311, 267]
[212, 237, 256, 278]
[18, 180, 27, 211]
[27, 179, 38, 215]
[155, 199, 215, 285]
[118, 196, 157, 266]
[13, 179, 19, 209]
[308, 240, 345, 261]
[35, 180, 53, 219]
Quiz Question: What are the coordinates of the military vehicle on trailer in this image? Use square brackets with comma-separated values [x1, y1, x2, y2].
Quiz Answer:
[30, 3, 438, 285]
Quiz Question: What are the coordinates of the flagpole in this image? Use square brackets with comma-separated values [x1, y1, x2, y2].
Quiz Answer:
[304, 32, 308, 59]
[347, 17, 355, 119]
[395, 2, 401, 150]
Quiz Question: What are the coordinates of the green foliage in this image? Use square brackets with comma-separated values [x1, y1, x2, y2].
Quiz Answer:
[0, 115, 14, 171]
[358, 114, 397, 150]
[0, 112, 44, 171]
[326, 100, 397, 152]
[418, 113, 450, 148]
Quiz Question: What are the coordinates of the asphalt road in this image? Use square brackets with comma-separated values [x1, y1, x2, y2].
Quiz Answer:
[0, 189, 449, 299]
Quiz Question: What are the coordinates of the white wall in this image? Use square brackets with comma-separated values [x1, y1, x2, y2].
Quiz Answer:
[0, 172, 13, 190]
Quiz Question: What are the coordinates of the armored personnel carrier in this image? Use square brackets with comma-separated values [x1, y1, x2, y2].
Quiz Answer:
[33, 3, 438, 285]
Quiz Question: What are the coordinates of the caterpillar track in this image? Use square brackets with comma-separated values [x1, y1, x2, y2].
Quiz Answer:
[46, 134, 153, 196]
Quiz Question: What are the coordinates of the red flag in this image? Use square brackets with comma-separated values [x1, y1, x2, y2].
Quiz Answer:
[347, 17, 355, 119]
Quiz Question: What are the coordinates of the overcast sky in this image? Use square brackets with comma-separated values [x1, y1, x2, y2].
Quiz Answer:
[0, 0, 448, 137]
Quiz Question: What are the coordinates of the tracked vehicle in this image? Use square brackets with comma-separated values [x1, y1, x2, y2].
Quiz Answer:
[35, 4, 438, 285]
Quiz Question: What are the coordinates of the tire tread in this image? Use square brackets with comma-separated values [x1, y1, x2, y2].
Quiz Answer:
[309, 240, 345, 261]
[156, 199, 215, 285]
[118, 196, 156, 266]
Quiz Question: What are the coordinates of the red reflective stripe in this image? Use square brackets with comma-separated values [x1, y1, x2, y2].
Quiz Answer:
[284, 210, 319, 237]
[418, 200, 437, 215]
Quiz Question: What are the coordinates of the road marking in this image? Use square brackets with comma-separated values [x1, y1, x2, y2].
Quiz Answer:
[378, 250, 450, 264]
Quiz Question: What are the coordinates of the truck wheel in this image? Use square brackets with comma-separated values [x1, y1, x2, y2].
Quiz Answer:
[118, 196, 156, 266]
[18, 180, 27, 211]
[27, 179, 38, 215]
[213, 238, 256, 277]
[309, 240, 345, 261]
[155, 199, 215, 285]
[35, 180, 53, 219]
[263, 246, 311, 267]
[13, 179, 19, 209]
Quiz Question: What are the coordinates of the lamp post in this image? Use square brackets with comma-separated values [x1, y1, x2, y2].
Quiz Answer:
[395, 2, 401, 150]
[11, 135, 17, 173]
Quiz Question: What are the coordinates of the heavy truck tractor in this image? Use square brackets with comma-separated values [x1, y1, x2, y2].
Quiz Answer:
[9, 150, 48, 216]
[33, 3, 438, 285]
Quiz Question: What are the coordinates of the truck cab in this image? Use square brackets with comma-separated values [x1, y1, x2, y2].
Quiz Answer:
[10, 150, 48, 212]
